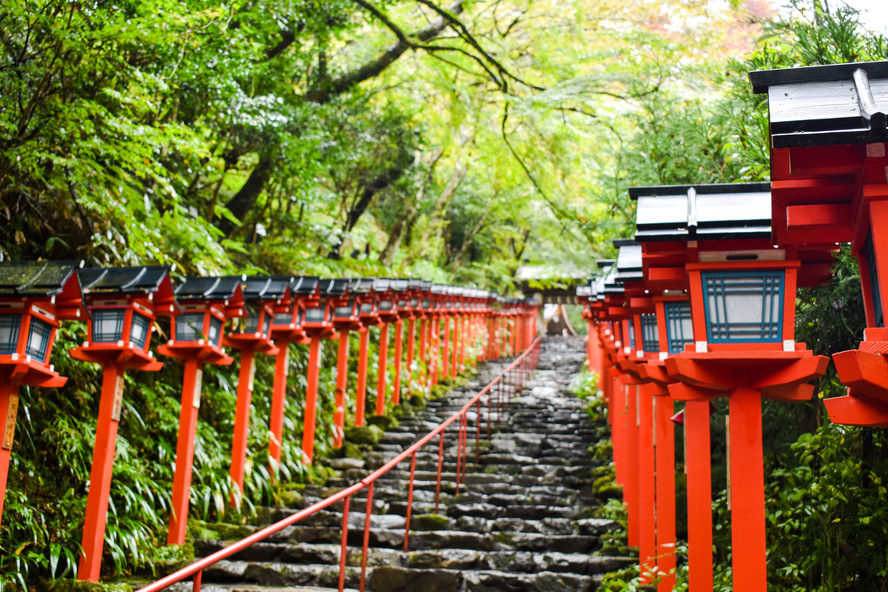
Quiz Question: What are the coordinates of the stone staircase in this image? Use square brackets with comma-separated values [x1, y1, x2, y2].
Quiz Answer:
[183, 338, 632, 592]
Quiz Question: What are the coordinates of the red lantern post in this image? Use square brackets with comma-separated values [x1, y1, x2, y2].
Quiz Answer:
[72, 266, 177, 581]
[750, 60, 888, 426]
[223, 277, 280, 502]
[158, 275, 245, 545]
[353, 279, 381, 426]
[299, 278, 340, 464]
[330, 280, 361, 448]
[267, 276, 308, 473]
[631, 183, 832, 591]
[0, 261, 84, 525]
[374, 279, 398, 415]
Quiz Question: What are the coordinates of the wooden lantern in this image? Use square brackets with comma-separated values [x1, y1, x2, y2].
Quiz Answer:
[750, 59, 888, 427]
[0, 260, 84, 526]
[72, 265, 178, 581]
[631, 182, 831, 591]
[158, 275, 245, 545]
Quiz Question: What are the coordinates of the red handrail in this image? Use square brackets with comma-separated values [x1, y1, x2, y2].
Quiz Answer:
[137, 337, 542, 592]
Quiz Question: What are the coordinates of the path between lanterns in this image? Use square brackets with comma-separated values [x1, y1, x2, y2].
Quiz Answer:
[154, 337, 630, 592]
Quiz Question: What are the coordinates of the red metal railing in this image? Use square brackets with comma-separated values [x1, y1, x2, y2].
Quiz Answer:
[138, 337, 542, 592]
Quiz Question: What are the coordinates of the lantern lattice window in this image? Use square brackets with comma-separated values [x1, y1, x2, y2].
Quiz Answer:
[702, 271, 783, 343]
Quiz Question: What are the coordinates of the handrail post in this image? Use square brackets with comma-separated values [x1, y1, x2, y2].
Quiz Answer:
[339, 496, 351, 592]
[435, 432, 445, 513]
[404, 451, 417, 552]
[360, 483, 374, 592]
[475, 398, 481, 464]
[455, 415, 464, 496]
[192, 570, 202, 592]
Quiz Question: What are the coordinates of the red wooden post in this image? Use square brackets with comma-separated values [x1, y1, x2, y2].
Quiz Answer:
[376, 323, 389, 414]
[80, 365, 127, 581]
[230, 349, 256, 497]
[268, 343, 290, 471]
[301, 336, 323, 463]
[168, 359, 203, 545]
[729, 388, 767, 591]
[654, 394, 676, 591]
[333, 331, 350, 448]
[451, 313, 459, 377]
[406, 317, 416, 393]
[638, 385, 656, 585]
[684, 399, 714, 592]
[624, 379, 639, 549]
[430, 317, 439, 386]
[441, 316, 450, 379]
[417, 318, 426, 383]
[392, 320, 403, 405]
[355, 328, 370, 426]
[0, 382, 15, 521]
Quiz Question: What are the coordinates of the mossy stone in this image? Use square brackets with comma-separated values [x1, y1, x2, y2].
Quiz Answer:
[367, 414, 398, 429]
[344, 425, 383, 445]
[277, 489, 303, 507]
[411, 513, 450, 531]
[47, 581, 132, 592]
[409, 394, 425, 408]
[341, 441, 363, 459]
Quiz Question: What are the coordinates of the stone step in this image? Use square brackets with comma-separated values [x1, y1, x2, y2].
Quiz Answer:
[196, 541, 631, 575]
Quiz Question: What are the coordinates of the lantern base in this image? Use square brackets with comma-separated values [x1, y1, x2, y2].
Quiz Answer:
[664, 349, 828, 401]
[223, 334, 278, 354]
[157, 343, 234, 365]
[69, 344, 163, 372]
[0, 357, 67, 388]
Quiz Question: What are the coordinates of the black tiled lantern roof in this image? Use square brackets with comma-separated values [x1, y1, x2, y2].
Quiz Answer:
[749, 60, 888, 147]
[175, 275, 245, 301]
[600, 264, 623, 295]
[629, 183, 772, 241]
[80, 266, 171, 294]
[613, 240, 643, 284]
[0, 260, 83, 297]
[319, 278, 348, 296]
[242, 276, 288, 301]
[347, 278, 374, 294]
[373, 278, 392, 293]
[293, 276, 320, 296]
[392, 279, 409, 292]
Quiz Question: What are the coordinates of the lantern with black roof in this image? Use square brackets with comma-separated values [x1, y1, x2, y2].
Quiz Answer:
[0, 260, 84, 526]
[224, 276, 281, 504]
[407, 280, 430, 393]
[389, 279, 411, 406]
[449, 286, 465, 377]
[428, 284, 446, 383]
[614, 236, 691, 591]
[350, 278, 378, 427]
[157, 275, 245, 546]
[327, 279, 360, 450]
[749, 59, 888, 428]
[298, 278, 344, 464]
[417, 281, 434, 385]
[265, 275, 304, 475]
[439, 286, 456, 379]
[603, 242, 649, 559]
[374, 279, 398, 415]
[71, 265, 177, 582]
[630, 182, 832, 592]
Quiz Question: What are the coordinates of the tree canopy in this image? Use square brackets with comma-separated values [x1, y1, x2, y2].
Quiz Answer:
[1, 0, 769, 287]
